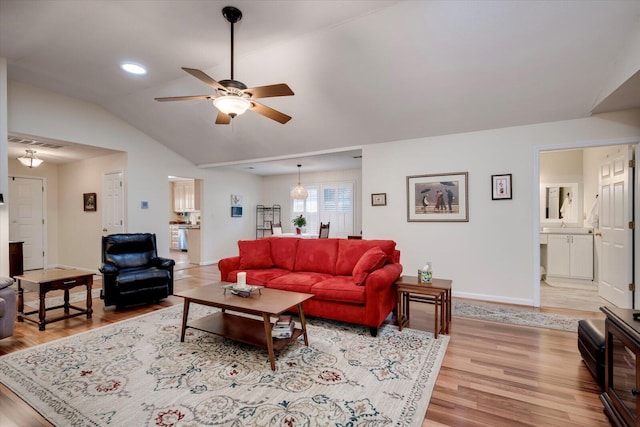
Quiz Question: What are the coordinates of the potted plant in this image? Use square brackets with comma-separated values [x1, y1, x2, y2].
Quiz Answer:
[292, 215, 306, 234]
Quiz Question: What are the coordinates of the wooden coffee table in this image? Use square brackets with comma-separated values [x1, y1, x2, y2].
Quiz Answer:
[15, 269, 94, 331]
[176, 283, 314, 370]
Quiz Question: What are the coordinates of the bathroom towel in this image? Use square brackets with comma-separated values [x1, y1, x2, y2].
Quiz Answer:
[587, 196, 599, 229]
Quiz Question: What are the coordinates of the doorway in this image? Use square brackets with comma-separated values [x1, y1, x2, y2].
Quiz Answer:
[8, 176, 45, 271]
[535, 140, 638, 311]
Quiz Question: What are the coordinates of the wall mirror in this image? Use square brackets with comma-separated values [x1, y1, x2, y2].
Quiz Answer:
[540, 182, 581, 226]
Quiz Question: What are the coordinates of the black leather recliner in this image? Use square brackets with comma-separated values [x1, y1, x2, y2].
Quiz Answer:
[100, 233, 175, 309]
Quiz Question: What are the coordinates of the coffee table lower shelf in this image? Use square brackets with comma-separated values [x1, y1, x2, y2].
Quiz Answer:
[186, 312, 303, 352]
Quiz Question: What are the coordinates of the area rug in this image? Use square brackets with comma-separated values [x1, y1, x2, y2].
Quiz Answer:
[0, 305, 449, 426]
[23, 288, 102, 310]
[453, 301, 581, 332]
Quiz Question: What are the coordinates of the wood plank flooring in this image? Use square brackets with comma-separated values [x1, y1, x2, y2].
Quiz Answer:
[0, 265, 609, 426]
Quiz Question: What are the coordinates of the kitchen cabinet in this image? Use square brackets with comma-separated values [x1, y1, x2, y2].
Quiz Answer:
[169, 225, 180, 250]
[173, 180, 200, 212]
[546, 233, 593, 280]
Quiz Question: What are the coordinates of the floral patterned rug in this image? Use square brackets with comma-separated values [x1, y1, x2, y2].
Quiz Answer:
[0, 305, 449, 426]
[453, 301, 582, 332]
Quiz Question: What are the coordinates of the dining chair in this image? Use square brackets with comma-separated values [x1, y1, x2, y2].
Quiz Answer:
[271, 223, 283, 236]
[318, 222, 330, 238]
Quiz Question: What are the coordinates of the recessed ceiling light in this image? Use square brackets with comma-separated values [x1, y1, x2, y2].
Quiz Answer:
[121, 63, 147, 75]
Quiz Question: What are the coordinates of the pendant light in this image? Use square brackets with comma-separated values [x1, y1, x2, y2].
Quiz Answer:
[18, 149, 43, 168]
[290, 164, 308, 200]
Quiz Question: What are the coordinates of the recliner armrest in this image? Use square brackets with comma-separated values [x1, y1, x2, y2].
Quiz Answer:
[99, 262, 119, 275]
[151, 257, 176, 270]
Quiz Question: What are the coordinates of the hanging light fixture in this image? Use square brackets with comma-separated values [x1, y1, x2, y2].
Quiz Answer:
[212, 94, 251, 118]
[18, 149, 43, 168]
[290, 164, 308, 200]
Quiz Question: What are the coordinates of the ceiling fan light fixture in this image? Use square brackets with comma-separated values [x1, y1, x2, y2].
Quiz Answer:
[290, 164, 308, 200]
[18, 149, 43, 168]
[213, 96, 251, 118]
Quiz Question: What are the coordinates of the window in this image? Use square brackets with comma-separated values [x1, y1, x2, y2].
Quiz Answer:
[291, 182, 354, 237]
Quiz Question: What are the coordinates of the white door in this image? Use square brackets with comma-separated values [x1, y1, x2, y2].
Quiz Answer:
[598, 146, 634, 308]
[102, 172, 124, 235]
[8, 176, 45, 270]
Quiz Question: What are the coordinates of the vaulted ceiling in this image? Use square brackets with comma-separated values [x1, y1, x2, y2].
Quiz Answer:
[2, 1, 639, 174]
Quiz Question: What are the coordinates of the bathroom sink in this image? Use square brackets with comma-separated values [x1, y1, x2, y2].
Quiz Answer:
[541, 227, 592, 234]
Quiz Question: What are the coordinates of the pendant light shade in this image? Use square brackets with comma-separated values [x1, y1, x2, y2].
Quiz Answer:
[290, 164, 308, 200]
[18, 149, 43, 168]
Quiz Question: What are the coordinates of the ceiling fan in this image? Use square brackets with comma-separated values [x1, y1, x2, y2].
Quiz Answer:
[155, 6, 294, 125]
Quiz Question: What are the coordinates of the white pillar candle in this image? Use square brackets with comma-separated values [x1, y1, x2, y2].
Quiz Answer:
[237, 272, 247, 287]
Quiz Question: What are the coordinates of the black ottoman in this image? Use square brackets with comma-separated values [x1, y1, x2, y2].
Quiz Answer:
[577, 318, 605, 389]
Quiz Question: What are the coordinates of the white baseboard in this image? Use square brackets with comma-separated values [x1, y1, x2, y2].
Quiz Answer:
[452, 291, 533, 307]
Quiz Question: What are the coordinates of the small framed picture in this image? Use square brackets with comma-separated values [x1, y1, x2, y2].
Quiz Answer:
[231, 206, 243, 217]
[491, 174, 512, 200]
[83, 193, 97, 212]
[371, 193, 387, 206]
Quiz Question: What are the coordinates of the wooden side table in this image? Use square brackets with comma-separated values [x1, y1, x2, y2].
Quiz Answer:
[396, 275, 452, 338]
[15, 270, 94, 331]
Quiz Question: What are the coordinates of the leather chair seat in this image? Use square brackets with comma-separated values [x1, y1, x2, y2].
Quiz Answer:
[117, 267, 171, 289]
[578, 318, 605, 389]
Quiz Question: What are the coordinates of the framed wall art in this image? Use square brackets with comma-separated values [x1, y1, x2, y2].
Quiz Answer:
[371, 193, 387, 206]
[406, 172, 468, 222]
[491, 174, 512, 200]
[83, 193, 97, 212]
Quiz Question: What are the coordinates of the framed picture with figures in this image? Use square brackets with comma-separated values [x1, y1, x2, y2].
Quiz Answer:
[407, 172, 468, 222]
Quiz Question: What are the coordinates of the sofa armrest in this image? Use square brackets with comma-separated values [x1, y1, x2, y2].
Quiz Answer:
[151, 257, 176, 270]
[99, 262, 119, 275]
[218, 256, 241, 282]
[364, 263, 403, 292]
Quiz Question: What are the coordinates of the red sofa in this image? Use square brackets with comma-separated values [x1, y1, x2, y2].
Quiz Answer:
[218, 237, 403, 336]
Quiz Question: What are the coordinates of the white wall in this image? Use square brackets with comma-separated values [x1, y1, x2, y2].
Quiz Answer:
[5, 81, 262, 270]
[363, 110, 640, 305]
[261, 168, 362, 235]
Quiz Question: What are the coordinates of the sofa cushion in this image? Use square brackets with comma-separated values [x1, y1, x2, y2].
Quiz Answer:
[238, 240, 273, 269]
[267, 272, 332, 293]
[228, 269, 290, 286]
[352, 247, 387, 285]
[0, 277, 13, 290]
[311, 276, 366, 304]
[293, 239, 339, 275]
[335, 240, 396, 275]
[267, 237, 299, 271]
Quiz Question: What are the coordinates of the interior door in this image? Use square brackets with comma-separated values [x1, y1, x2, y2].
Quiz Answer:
[8, 176, 45, 270]
[102, 172, 124, 235]
[598, 146, 634, 308]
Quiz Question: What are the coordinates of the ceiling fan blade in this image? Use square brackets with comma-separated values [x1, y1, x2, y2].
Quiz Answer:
[250, 101, 292, 124]
[182, 67, 227, 92]
[154, 95, 213, 102]
[215, 111, 232, 125]
[244, 83, 294, 99]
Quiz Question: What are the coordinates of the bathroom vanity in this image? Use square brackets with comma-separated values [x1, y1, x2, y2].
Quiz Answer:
[541, 228, 594, 284]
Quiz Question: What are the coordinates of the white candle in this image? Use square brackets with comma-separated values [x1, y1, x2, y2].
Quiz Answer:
[237, 272, 247, 287]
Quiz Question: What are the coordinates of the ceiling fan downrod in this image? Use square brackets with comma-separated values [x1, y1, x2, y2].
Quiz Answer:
[222, 6, 242, 81]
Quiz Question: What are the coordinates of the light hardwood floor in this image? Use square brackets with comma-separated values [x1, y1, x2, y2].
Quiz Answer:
[0, 265, 608, 426]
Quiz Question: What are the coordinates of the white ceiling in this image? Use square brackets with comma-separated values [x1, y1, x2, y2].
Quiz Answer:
[2, 1, 639, 175]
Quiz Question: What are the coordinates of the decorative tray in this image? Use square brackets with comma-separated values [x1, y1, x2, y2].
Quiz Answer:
[221, 283, 264, 297]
